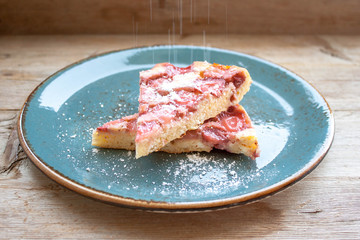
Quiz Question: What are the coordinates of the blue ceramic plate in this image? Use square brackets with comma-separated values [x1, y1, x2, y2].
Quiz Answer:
[18, 46, 334, 211]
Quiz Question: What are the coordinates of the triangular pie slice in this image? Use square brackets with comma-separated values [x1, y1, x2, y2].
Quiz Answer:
[135, 62, 252, 158]
[92, 104, 260, 160]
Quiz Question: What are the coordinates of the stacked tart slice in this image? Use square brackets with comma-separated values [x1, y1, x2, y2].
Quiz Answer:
[92, 61, 260, 159]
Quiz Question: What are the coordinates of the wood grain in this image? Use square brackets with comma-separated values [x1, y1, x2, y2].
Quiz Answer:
[1, 0, 360, 35]
[0, 35, 359, 239]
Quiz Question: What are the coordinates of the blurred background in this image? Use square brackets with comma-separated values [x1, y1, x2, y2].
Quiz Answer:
[1, 0, 359, 35]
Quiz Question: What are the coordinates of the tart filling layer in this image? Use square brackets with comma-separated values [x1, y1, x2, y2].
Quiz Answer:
[136, 62, 252, 158]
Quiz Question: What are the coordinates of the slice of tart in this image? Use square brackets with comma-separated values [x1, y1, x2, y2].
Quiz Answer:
[135, 62, 252, 158]
[92, 104, 260, 160]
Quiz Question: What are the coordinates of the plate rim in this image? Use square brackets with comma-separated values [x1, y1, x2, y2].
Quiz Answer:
[17, 45, 335, 211]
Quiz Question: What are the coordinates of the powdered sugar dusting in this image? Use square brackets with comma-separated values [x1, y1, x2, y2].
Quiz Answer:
[186, 152, 214, 164]
[148, 152, 271, 200]
[160, 72, 199, 92]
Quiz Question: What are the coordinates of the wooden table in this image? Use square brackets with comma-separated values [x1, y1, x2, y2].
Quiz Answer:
[1, 35, 359, 239]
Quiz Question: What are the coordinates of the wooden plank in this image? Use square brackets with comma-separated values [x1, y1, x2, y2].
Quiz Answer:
[0, 161, 359, 239]
[0, 112, 17, 156]
[1, 0, 360, 34]
[1, 35, 359, 70]
[0, 79, 40, 110]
